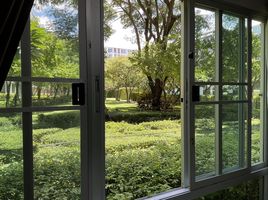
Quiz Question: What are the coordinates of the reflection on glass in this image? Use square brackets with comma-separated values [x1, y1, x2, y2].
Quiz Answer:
[33, 111, 80, 199]
[222, 14, 247, 83]
[32, 82, 72, 106]
[195, 8, 216, 82]
[222, 85, 247, 101]
[31, 1, 79, 78]
[251, 20, 263, 164]
[0, 113, 23, 199]
[222, 103, 247, 171]
[199, 85, 216, 101]
[194, 178, 261, 200]
[195, 105, 215, 179]
[0, 81, 22, 108]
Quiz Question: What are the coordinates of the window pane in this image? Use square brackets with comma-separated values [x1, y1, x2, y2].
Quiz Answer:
[0, 113, 23, 199]
[222, 14, 246, 83]
[195, 8, 216, 82]
[33, 111, 81, 199]
[7, 45, 21, 77]
[222, 85, 247, 101]
[31, 1, 79, 78]
[251, 20, 263, 164]
[32, 82, 72, 107]
[0, 81, 21, 108]
[195, 178, 262, 200]
[195, 105, 216, 179]
[199, 85, 216, 101]
[222, 103, 247, 172]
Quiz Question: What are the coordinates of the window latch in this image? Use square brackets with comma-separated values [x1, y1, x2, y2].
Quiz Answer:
[192, 85, 200, 102]
[72, 83, 85, 105]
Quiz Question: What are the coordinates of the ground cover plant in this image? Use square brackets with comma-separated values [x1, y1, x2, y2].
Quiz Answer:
[0, 100, 262, 199]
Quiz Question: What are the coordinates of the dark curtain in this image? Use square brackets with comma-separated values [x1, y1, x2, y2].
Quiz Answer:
[0, 0, 34, 90]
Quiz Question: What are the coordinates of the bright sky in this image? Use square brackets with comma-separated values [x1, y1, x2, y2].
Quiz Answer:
[33, 5, 262, 50]
[104, 19, 138, 50]
[33, 6, 138, 50]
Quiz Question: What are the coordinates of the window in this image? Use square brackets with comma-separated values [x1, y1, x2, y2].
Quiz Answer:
[0, 0, 267, 199]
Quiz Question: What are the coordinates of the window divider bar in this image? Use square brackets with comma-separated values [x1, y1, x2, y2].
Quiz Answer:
[215, 10, 223, 175]
[238, 17, 246, 168]
[247, 18, 252, 168]
[260, 22, 265, 164]
[187, 0, 195, 188]
[181, 0, 190, 188]
[21, 18, 34, 200]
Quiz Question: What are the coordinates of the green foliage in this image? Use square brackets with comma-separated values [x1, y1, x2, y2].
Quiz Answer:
[32, 95, 71, 106]
[36, 111, 80, 129]
[106, 142, 181, 199]
[105, 57, 144, 102]
[196, 179, 260, 200]
[0, 112, 262, 199]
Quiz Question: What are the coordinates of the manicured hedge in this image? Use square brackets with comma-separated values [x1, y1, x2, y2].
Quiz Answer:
[36, 111, 80, 129]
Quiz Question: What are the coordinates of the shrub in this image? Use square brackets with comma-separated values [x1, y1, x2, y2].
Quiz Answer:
[36, 111, 80, 129]
[0, 162, 23, 199]
[107, 111, 180, 123]
[32, 95, 71, 106]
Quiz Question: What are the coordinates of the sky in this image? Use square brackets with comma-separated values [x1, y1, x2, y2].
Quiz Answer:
[104, 20, 138, 50]
[32, 4, 262, 50]
[32, 4, 138, 50]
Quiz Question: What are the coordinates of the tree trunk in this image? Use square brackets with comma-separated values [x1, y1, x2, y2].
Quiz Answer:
[53, 85, 59, 99]
[5, 82, 11, 107]
[116, 88, 120, 101]
[13, 82, 20, 107]
[148, 77, 164, 111]
[125, 87, 130, 103]
[37, 86, 42, 100]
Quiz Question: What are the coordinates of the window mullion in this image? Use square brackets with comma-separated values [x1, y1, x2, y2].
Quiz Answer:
[238, 17, 246, 168]
[215, 10, 223, 176]
[21, 18, 34, 199]
[247, 18, 252, 168]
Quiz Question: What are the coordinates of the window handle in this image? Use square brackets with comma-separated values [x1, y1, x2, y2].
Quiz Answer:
[72, 83, 85, 105]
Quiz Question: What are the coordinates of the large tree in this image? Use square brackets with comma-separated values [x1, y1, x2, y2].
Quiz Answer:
[113, 0, 181, 110]
[36, 0, 116, 40]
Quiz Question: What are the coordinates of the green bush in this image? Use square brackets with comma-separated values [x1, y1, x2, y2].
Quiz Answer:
[196, 179, 260, 200]
[32, 95, 71, 106]
[106, 141, 181, 200]
[36, 111, 80, 129]
[0, 162, 23, 199]
[0, 119, 262, 199]
[107, 111, 180, 123]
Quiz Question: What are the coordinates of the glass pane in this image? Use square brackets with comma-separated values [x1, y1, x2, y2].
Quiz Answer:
[31, 1, 79, 78]
[0, 113, 23, 199]
[199, 85, 216, 101]
[222, 103, 247, 172]
[33, 111, 80, 199]
[7, 45, 21, 77]
[194, 178, 262, 200]
[251, 20, 263, 164]
[195, 105, 216, 179]
[222, 85, 247, 101]
[0, 81, 21, 108]
[32, 82, 72, 106]
[222, 14, 246, 83]
[195, 8, 216, 82]
[105, 1, 182, 198]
